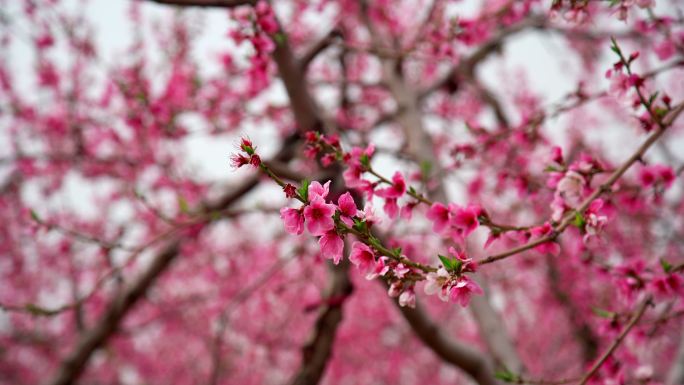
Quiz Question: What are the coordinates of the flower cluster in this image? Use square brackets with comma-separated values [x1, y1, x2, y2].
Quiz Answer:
[424, 248, 481, 307]
[230, 138, 261, 169]
[551, 0, 653, 23]
[229, 1, 279, 96]
[426, 202, 484, 241]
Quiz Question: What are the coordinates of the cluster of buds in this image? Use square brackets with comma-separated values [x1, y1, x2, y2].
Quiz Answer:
[304, 131, 342, 167]
[230, 138, 261, 169]
[235, 134, 486, 309]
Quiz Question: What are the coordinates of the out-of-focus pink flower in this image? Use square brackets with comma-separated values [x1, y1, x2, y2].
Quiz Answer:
[650, 274, 683, 299]
[639, 164, 675, 189]
[654, 40, 675, 61]
[383, 198, 399, 219]
[426, 202, 450, 233]
[530, 223, 560, 255]
[376, 171, 406, 199]
[451, 205, 482, 237]
[398, 288, 416, 308]
[255, 0, 279, 35]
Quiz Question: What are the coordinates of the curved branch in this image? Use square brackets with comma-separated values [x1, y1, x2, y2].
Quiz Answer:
[577, 296, 653, 385]
[394, 301, 501, 385]
[480, 102, 684, 266]
[45, 240, 181, 385]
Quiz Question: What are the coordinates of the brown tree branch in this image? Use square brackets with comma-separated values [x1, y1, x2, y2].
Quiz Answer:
[299, 29, 341, 73]
[667, 331, 684, 385]
[546, 255, 598, 364]
[480, 102, 684, 266]
[44, 126, 302, 385]
[359, 1, 524, 373]
[577, 296, 653, 385]
[288, 261, 353, 385]
[45, 240, 181, 385]
[394, 302, 502, 385]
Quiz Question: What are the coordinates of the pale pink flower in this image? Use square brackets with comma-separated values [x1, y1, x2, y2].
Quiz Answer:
[387, 282, 402, 298]
[424, 267, 450, 302]
[280, 207, 304, 235]
[303, 195, 336, 236]
[398, 288, 416, 308]
[556, 170, 585, 207]
[636, 0, 653, 8]
[583, 199, 608, 243]
[393, 263, 410, 279]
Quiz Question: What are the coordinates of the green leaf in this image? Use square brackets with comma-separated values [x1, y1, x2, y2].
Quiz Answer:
[359, 154, 370, 169]
[660, 258, 673, 274]
[573, 211, 586, 229]
[30, 209, 41, 223]
[592, 307, 615, 319]
[438, 255, 458, 272]
[420, 160, 432, 178]
[273, 32, 286, 46]
[392, 247, 402, 257]
[298, 179, 311, 202]
[495, 370, 517, 383]
[544, 165, 562, 172]
[648, 91, 659, 106]
[368, 236, 383, 250]
[178, 196, 189, 214]
[654, 106, 668, 119]
[610, 37, 620, 55]
[25, 303, 53, 316]
[352, 218, 368, 233]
